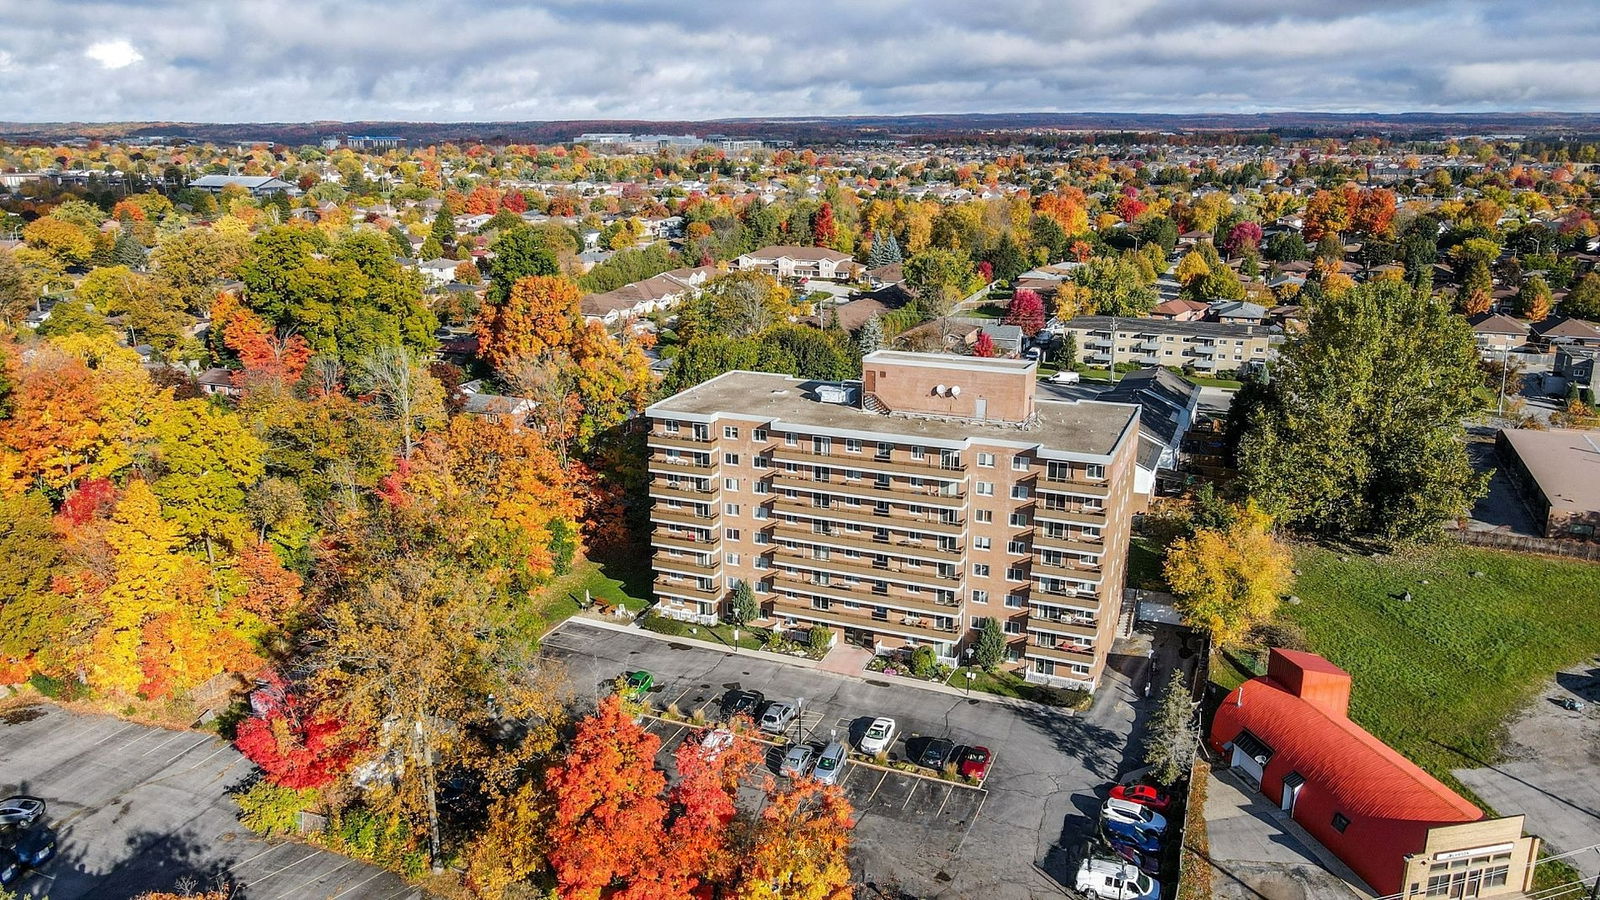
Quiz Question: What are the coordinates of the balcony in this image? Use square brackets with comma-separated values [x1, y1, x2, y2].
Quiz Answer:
[768, 471, 966, 509]
[1027, 616, 1099, 639]
[648, 431, 715, 451]
[651, 531, 721, 553]
[768, 446, 966, 480]
[1038, 477, 1111, 499]
[653, 551, 717, 576]
[770, 523, 961, 564]
[1034, 506, 1109, 528]
[771, 497, 963, 537]
[768, 594, 961, 641]
[1031, 589, 1102, 613]
[654, 577, 723, 604]
[649, 480, 718, 503]
[653, 506, 720, 529]
[648, 454, 718, 476]
[767, 573, 960, 618]
[1032, 532, 1104, 554]
[769, 545, 959, 592]
[1187, 344, 1216, 357]
[1034, 557, 1103, 578]
[1024, 641, 1097, 664]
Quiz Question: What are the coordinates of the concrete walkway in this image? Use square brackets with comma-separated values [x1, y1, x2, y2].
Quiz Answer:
[1203, 767, 1374, 900]
[818, 641, 874, 677]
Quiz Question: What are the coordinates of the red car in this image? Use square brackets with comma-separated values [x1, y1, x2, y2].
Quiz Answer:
[958, 745, 992, 780]
[1109, 783, 1172, 812]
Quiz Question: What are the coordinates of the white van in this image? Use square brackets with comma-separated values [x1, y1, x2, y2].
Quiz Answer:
[1075, 858, 1161, 900]
[1047, 370, 1081, 384]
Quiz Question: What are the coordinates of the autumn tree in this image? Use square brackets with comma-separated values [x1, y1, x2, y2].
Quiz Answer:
[732, 779, 855, 900]
[0, 249, 38, 325]
[659, 724, 765, 894]
[972, 331, 997, 358]
[544, 693, 668, 899]
[474, 275, 580, 370]
[1072, 255, 1158, 317]
[1563, 272, 1600, 320]
[1164, 501, 1292, 648]
[1518, 275, 1553, 323]
[354, 347, 445, 459]
[903, 248, 974, 318]
[235, 684, 365, 789]
[1004, 288, 1046, 336]
[151, 399, 266, 560]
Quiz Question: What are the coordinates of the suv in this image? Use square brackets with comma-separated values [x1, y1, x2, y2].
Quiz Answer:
[759, 701, 798, 734]
[1103, 797, 1168, 833]
[1075, 858, 1160, 900]
[812, 741, 846, 785]
[719, 689, 764, 721]
[779, 743, 817, 778]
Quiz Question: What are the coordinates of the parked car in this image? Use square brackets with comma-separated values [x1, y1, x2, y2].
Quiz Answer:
[1075, 858, 1161, 900]
[958, 745, 991, 780]
[813, 741, 847, 785]
[6, 826, 55, 867]
[1047, 370, 1081, 384]
[1100, 840, 1161, 876]
[719, 689, 764, 721]
[1102, 797, 1168, 833]
[699, 728, 735, 758]
[1109, 783, 1172, 813]
[760, 701, 798, 734]
[858, 717, 896, 754]
[622, 670, 653, 701]
[0, 847, 18, 886]
[917, 737, 955, 770]
[0, 798, 44, 830]
[1100, 818, 1162, 855]
[779, 743, 817, 778]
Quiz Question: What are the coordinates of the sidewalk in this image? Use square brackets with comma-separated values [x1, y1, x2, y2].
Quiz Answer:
[557, 616, 1068, 713]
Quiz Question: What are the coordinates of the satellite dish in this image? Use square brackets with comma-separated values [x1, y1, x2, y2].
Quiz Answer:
[934, 384, 946, 396]
[950, 385, 962, 397]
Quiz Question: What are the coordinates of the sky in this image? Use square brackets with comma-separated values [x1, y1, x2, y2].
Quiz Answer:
[3, 0, 1600, 123]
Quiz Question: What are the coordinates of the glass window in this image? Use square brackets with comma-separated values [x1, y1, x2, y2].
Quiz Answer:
[725, 478, 738, 490]
[973, 564, 990, 577]
[725, 504, 740, 516]
[1011, 456, 1029, 471]
[911, 446, 926, 461]
[724, 426, 739, 439]
[725, 529, 741, 541]
[724, 453, 740, 465]
[1011, 484, 1030, 500]
[974, 537, 992, 550]
[976, 509, 993, 523]
[753, 428, 768, 442]
[725, 553, 739, 566]
[978, 452, 995, 467]
[977, 482, 994, 496]
[846, 439, 862, 453]
[972, 590, 989, 603]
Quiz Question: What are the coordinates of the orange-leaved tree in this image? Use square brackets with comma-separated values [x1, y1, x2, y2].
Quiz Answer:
[474, 275, 581, 371]
[732, 778, 856, 900]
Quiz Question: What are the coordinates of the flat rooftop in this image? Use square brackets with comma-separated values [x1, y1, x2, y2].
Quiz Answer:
[1501, 428, 1600, 513]
[649, 370, 1138, 457]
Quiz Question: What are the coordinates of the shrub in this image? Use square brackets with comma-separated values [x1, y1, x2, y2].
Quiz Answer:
[234, 780, 316, 837]
[327, 807, 428, 878]
[909, 646, 938, 678]
[27, 672, 88, 701]
[807, 626, 832, 653]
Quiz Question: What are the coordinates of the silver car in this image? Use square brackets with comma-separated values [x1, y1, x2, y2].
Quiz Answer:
[812, 741, 846, 785]
[779, 743, 816, 778]
[0, 797, 44, 829]
[760, 701, 798, 734]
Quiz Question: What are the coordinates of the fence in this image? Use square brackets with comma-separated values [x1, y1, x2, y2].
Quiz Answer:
[1453, 529, 1600, 562]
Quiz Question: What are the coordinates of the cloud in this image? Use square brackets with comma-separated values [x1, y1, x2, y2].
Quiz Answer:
[0, 1, 1595, 122]
[84, 38, 142, 69]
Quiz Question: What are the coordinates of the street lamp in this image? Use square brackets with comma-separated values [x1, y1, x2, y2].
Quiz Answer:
[966, 670, 977, 697]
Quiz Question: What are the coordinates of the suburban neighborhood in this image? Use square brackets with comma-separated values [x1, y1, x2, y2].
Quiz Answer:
[1, 6, 1600, 900]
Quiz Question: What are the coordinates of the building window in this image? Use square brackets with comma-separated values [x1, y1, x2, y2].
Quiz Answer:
[876, 442, 892, 460]
[725, 553, 740, 566]
[976, 509, 993, 523]
[1011, 456, 1029, 471]
[1483, 866, 1509, 889]
[1009, 512, 1028, 527]
[753, 532, 769, 545]
[1011, 484, 1030, 500]
[786, 433, 798, 446]
[725, 504, 740, 516]
[973, 564, 990, 577]
[753, 428, 768, 442]
[664, 420, 680, 435]
[1085, 463, 1105, 479]
[972, 590, 989, 603]
[813, 436, 831, 454]
[1005, 593, 1024, 608]
[977, 452, 995, 468]
[1331, 813, 1349, 833]
[846, 439, 861, 453]
[725, 478, 738, 491]
[724, 426, 739, 439]
[725, 529, 741, 541]
[1007, 540, 1028, 554]
[974, 537, 992, 550]
[1425, 875, 1451, 897]
[724, 453, 740, 466]
[977, 481, 994, 496]
[1006, 565, 1026, 581]
[754, 480, 769, 494]
[911, 446, 926, 461]
[753, 507, 768, 519]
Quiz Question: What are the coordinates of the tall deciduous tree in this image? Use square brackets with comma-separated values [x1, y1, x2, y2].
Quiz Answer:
[732, 779, 855, 900]
[474, 275, 580, 371]
[1163, 501, 1292, 648]
[1004, 289, 1047, 336]
[1237, 280, 1486, 543]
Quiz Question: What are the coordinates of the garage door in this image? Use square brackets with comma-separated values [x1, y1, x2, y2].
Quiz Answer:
[1229, 729, 1272, 787]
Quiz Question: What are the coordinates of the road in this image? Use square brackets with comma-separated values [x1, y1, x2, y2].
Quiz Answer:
[0, 703, 420, 900]
[541, 619, 1157, 900]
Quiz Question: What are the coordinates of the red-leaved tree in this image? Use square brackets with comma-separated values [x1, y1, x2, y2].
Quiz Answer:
[234, 678, 366, 789]
[1004, 289, 1047, 336]
[973, 331, 997, 358]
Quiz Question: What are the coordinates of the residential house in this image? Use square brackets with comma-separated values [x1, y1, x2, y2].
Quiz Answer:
[1468, 313, 1531, 356]
[416, 257, 462, 286]
[187, 175, 297, 197]
[196, 367, 240, 399]
[733, 245, 859, 281]
[644, 351, 1142, 689]
[1149, 299, 1209, 322]
[1208, 300, 1269, 326]
[1211, 649, 1540, 900]
[580, 265, 715, 326]
[1553, 346, 1595, 390]
[1096, 368, 1201, 507]
[1531, 316, 1600, 351]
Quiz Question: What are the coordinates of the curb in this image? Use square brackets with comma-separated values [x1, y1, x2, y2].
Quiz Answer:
[555, 618, 1073, 714]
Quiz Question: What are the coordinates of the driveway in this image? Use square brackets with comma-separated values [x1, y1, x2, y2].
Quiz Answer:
[1203, 768, 1371, 900]
[1453, 660, 1600, 880]
[0, 703, 420, 900]
[1461, 438, 1543, 536]
[540, 619, 1156, 900]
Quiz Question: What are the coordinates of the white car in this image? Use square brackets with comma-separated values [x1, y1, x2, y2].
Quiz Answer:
[699, 728, 735, 758]
[1076, 858, 1161, 900]
[1047, 370, 1081, 384]
[858, 717, 897, 754]
[1102, 797, 1168, 833]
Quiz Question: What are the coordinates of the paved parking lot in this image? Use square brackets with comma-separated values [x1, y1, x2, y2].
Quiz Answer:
[541, 619, 1155, 899]
[0, 703, 419, 900]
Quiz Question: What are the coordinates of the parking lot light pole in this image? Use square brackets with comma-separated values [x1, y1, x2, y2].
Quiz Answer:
[966, 670, 976, 697]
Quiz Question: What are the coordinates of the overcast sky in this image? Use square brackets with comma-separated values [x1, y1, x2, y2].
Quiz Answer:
[3, 0, 1599, 123]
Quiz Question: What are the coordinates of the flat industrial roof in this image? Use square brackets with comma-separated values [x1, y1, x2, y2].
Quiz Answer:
[1501, 428, 1600, 513]
[649, 370, 1138, 458]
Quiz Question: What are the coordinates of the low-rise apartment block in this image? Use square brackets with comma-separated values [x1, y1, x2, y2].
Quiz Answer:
[732, 245, 860, 281]
[645, 351, 1141, 689]
[1058, 315, 1274, 375]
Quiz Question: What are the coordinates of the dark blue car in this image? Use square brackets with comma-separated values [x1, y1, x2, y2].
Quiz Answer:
[1101, 818, 1162, 854]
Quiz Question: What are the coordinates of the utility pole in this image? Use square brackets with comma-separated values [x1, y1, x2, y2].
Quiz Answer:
[1497, 345, 1510, 417]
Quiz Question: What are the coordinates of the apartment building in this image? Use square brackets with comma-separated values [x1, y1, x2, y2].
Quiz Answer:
[1057, 315, 1275, 375]
[645, 351, 1141, 690]
[732, 245, 860, 281]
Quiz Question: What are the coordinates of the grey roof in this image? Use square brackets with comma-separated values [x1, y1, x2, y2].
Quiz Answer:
[1061, 315, 1273, 339]
[187, 174, 293, 191]
[1098, 367, 1201, 448]
[1499, 428, 1600, 514]
[648, 369, 1138, 457]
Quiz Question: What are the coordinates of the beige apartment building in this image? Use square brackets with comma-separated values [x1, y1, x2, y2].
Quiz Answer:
[645, 351, 1141, 690]
[1058, 315, 1275, 375]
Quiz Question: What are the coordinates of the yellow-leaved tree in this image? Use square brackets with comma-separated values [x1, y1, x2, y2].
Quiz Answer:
[1162, 501, 1293, 648]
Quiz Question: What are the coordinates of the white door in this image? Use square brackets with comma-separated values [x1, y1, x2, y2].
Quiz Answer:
[1231, 743, 1265, 785]
[975, 398, 987, 419]
[1281, 775, 1304, 815]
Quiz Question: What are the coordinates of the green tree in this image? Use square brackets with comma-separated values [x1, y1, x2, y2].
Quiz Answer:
[429, 208, 456, 254]
[1072, 255, 1158, 317]
[113, 229, 148, 270]
[1142, 670, 1197, 787]
[1237, 280, 1486, 543]
[0, 249, 38, 326]
[986, 233, 1028, 285]
[727, 580, 759, 627]
[1563, 271, 1600, 320]
[855, 315, 884, 358]
[973, 618, 1006, 670]
[903, 249, 974, 318]
[486, 226, 560, 306]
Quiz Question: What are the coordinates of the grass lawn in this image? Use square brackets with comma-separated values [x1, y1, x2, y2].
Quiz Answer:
[523, 553, 652, 638]
[1274, 544, 1600, 783]
[1164, 368, 1242, 389]
[1127, 535, 1171, 592]
[965, 303, 1006, 319]
[946, 666, 1092, 709]
[639, 613, 830, 659]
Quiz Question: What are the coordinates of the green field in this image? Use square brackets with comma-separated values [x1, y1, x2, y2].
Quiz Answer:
[523, 553, 651, 638]
[1274, 545, 1600, 782]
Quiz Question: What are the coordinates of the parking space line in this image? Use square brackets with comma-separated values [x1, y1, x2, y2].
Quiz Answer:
[935, 783, 955, 817]
[139, 730, 193, 757]
[248, 848, 322, 885]
[271, 857, 354, 899]
[88, 722, 139, 747]
[181, 741, 235, 773]
[328, 869, 386, 899]
[163, 736, 216, 765]
[864, 769, 889, 803]
[901, 779, 922, 810]
[953, 790, 989, 854]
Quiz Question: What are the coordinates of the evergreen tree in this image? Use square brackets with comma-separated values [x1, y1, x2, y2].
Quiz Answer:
[112, 229, 147, 270]
[1142, 670, 1197, 787]
[727, 580, 759, 627]
[884, 232, 902, 264]
[429, 208, 456, 255]
[987, 233, 1028, 285]
[856, 315, 885, 359]
[973, 618, 1006, 670]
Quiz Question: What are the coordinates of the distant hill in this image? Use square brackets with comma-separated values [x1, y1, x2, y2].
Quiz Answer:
[4, 111, 1600, 145]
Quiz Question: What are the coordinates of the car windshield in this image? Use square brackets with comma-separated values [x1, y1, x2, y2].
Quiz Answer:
[817, 756, 837, 770]
[1135, 875, 1153, 892]
[966, 750, 987, 762]
[868, 724, 887, 737]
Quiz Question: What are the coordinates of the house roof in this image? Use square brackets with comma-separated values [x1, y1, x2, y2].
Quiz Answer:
[188, 174, 292, 190]
[1468, 312, 1531, 335]
[741, 245, 853, 263]
[1152, 298, 1209, 317]
[1098, 367, 1200, 449]
[1499, 428, 1600, 514]
[1216, 657, 1482, 824]
[1531, 316, 1600, 340]
[1210, 300, 1268, 319]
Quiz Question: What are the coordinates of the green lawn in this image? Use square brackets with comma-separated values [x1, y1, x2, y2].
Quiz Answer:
[946, 666, 1092, 709]
[965, 303, 1006, 319]
[1276, 545, 1600, 783]
[523, 554, 652, 638]
[1127, 535, 1171, 591]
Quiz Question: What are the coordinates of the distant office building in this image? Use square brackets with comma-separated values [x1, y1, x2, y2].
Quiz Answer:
[346, 135, 406, 151]
[187, 175, 297, 197]
[645, 351, 1142, 690]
